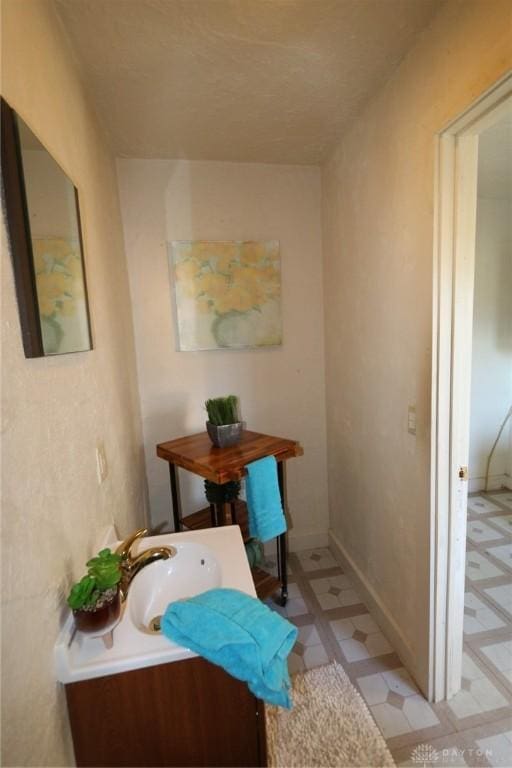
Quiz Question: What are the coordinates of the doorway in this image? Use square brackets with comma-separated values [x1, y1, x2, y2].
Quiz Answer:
[461, 110, 512, 724]
[431, 73, 512, 702]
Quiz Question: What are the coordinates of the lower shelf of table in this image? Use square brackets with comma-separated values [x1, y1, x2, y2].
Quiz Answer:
[183, 500, 250, 539]
[182, 503, 282, 602]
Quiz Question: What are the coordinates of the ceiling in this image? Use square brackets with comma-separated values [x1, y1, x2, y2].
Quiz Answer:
[478, 112, 512, 200]
[54, 0, 440, 164]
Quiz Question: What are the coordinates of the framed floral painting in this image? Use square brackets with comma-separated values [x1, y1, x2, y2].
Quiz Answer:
[170, 240, 282, 351]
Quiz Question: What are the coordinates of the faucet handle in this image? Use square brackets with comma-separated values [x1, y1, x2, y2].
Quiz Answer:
[115, 528, 148, 561]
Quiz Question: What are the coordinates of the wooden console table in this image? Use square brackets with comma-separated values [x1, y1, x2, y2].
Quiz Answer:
[156, 430, 303, 605]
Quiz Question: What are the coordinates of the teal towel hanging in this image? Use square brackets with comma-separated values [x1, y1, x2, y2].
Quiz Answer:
[245, 455, 286, 543]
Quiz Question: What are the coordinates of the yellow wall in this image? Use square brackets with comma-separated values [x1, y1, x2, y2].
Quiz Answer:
[322, 0, 511, 694]
[1, 1, 145, 764]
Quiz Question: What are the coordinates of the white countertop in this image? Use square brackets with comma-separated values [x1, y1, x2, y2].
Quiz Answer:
[54, 525, 256, 684]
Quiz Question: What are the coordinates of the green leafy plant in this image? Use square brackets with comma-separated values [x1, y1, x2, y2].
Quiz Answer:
[67, 548, 122, 611]
[67, 575, 97, 610]
[86, 549, 122, 590]
[205, 395, 239, 426]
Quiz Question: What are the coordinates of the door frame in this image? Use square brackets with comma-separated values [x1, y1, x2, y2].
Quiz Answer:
[430, 71, 512, 702]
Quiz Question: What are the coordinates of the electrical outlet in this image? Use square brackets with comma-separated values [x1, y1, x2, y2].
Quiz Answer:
[408, 405, 417, 436]
[96, 442, 108, 484]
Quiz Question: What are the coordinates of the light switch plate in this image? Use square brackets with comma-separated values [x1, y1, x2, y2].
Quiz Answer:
[408, 405, 417, 435]
[96, 441, 108, 483]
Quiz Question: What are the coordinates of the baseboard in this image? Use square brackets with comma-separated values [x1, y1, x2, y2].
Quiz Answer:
[468, 474, 512, 493]
[328, 529, 426, 696]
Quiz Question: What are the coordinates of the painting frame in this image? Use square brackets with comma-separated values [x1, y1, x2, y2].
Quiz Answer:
[169, 239, 282, 352]
[1, 97, 93, 358]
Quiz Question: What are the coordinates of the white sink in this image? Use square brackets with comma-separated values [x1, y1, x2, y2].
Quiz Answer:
[128, 542, 221, 633]
[55, 525, 256, 684]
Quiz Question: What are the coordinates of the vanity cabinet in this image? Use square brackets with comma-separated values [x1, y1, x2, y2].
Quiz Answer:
[65, 656, 267, 767]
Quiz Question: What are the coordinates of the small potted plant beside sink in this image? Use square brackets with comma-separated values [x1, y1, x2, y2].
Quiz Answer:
[205, 394, 244, 448]
[67, 548, 122, 647]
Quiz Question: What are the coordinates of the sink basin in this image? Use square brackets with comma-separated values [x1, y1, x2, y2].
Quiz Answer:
[128, 542, 221, 634]
[55, 525, 255, 683]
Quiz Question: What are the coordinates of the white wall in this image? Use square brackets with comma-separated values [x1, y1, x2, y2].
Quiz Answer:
[469, 197, 512, 489]
[1, 1, 145, 764]
[117, 159, 328, 550]
[321, 0, 511, 695]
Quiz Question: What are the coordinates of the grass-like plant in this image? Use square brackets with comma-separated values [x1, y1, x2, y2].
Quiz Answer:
[205, 395, 239, 426]
[67, 548, 122, 611]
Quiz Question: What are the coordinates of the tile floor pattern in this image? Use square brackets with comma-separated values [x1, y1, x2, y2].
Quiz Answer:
[264, 490, 512, 767]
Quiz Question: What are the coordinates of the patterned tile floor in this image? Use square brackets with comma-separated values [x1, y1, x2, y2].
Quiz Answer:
[264, 489, 512, 767]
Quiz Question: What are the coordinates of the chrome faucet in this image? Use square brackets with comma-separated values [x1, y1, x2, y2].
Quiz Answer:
[115, 528, 176, 598]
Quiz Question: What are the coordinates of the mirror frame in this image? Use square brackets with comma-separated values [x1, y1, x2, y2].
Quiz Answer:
[1, 97, 92, 358]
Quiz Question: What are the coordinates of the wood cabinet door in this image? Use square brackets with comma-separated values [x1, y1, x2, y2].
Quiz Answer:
[65, 657, 267, 767]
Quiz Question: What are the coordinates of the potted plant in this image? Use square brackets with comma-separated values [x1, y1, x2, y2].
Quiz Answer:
[67, 548, 122, 638]
[204, 478, 241, 504]
[205, 394, 243, 448]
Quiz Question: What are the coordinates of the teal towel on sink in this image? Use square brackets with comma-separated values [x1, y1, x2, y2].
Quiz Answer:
[161, 588, 297, 708]
[245, 455, 286, 543]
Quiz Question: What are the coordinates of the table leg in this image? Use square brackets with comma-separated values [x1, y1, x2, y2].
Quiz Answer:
[277, 461, 288, 606]
[212, 503, 224, 526]
[277, 534, 288, 606]
[169, 463, 182, 532]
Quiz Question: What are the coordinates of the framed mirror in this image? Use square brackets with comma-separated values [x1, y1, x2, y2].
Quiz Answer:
[1, 98, 92, 357]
